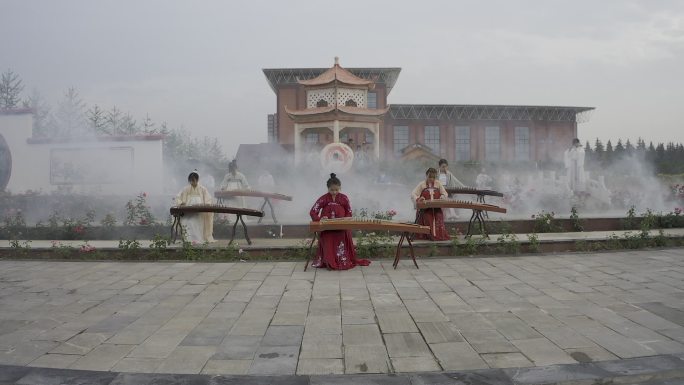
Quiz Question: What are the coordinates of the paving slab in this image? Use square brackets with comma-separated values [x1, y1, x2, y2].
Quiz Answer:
[296, 358, 344, 375]
[344, 345, 390, 374]
[429, 342, 488, 370]
[201, 359, 252, 375]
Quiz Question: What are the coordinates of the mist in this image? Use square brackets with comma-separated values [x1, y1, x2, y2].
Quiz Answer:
[2, 0, 684, 157]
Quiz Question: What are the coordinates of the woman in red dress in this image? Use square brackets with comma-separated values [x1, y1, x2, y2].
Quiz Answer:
[309, 173, 371, 270]
[411, 168, 450, 241]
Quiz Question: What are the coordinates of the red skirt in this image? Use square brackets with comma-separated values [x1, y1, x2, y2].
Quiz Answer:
[415, 208, 450, 241]
[312, 230, 371, 270]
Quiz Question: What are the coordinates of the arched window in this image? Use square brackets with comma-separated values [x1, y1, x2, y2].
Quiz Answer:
[316, 99, 328, 107]
[345, 99, 357, 107]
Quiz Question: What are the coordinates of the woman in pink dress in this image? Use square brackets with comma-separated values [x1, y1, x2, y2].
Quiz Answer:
[411, 167, 450, 241]
[309, 173, 371, 270]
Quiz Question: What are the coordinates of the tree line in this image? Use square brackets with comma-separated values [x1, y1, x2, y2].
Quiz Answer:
[1, 68, 230, 173]
[584, 138, 684, 175]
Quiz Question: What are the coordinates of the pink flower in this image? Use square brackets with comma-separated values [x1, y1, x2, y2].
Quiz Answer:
[142, 192, 147, 198]
[79, 244, 96, 252]
[139, 219, 148, 225]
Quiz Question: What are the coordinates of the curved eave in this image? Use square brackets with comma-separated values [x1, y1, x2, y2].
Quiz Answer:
[297, 64, 375, 87]
[284, 106, 390, 120]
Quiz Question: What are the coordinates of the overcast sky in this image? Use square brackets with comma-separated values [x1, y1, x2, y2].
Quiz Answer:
[2, 0, 683, 156]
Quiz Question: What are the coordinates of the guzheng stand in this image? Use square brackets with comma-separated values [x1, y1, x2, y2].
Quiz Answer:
[466, 209, 488, 238]
[306, 220, 430, 271]
[215, 190, 293, 225]
[256, 197, 278, 224]
[170, 206, 265, 245]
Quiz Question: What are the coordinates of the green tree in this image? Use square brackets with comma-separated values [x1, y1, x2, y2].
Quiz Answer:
[86, 105, 108, 135]
[0, 69, 24, 108]
[23, 89, 53, 137]
[55, 87, 86, 137]
[614, 139, 625, 158]
[604, 140, 614, 166]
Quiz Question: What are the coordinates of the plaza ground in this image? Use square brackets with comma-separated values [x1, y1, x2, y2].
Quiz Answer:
[1, 247, 684, 381]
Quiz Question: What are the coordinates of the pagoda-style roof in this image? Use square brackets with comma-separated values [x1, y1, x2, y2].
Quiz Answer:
[284, 105, 389, 120]
[263, 67, 401, 94]
[297, 58, 374, 88]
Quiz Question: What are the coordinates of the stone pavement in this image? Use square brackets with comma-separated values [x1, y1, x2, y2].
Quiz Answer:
[1, 248, 684, 376]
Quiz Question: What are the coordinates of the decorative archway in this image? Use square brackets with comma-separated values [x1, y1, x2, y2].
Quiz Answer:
[0, 134, 11, 191]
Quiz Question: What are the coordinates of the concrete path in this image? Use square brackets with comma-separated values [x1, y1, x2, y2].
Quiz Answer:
[1, 249, 684, 376]
[2, 227, 684, 250]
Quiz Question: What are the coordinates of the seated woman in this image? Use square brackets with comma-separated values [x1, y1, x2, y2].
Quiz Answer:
[309, 173, 370, 270]
[175, 170, 215, 243]
[411, 167, 450, 241]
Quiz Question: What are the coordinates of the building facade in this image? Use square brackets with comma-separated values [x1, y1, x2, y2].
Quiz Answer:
[263, 60, 594, 163]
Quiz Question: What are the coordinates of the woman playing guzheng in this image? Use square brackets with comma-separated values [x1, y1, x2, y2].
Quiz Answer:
[309, 173, 370, 270]
[411, 167, 450, 241]
[175, 170, 215, 243]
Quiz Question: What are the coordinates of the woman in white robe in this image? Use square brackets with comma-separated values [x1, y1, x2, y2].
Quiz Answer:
[175, 171, 215, 243]
[219, 161, 250, 223]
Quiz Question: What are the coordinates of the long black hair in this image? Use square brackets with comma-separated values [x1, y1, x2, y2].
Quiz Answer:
[326, 173, 341, 188]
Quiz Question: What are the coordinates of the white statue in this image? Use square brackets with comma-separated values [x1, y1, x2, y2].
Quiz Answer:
[564, 138, 586, 193]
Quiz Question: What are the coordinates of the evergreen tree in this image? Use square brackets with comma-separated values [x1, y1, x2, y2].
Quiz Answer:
[23, 89, 52, 137]
[105, 106, 122, 135]
[54, 87, 86, 137]
[86, 105, 108, 135]
[604, 140, 614, 166]
[0, 69, 24, 108]
[615, 139, 625, 158]
[637, 137, 646, 151]
[142, 113, 156, 134]
[625, 139, 634, 156]
[584, 141, 593, 163]
[594, 138, 604, 157]
[118, 113, 138, 135]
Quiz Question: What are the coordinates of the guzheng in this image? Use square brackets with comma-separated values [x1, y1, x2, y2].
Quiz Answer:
[445, 187, 504, 197]
[305, 217, 430, 271]
[309, 217, 431, 235]
[214, 190, 293, 201]
[170, 204, 265, 217]
[416, 199, 507, 213]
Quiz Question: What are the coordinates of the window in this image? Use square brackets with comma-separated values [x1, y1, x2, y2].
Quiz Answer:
[424, 126, 440, 154]
[364, 131, 374, 144]
[316, 99, 328, 107]
[393, 126, 409, 155]
[305, 133, 319, 144]
[340, 132, 349, 144]
[367, 92, 377, 109]
[455, 126, 470, 161]
[267, 113, 277, 143]
[485, 126, 500, 161]
[515, 126, 530, 161]
[344, 99, 357, 107]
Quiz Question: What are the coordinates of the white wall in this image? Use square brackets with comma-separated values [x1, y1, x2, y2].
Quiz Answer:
[0, 112, 164, 195]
